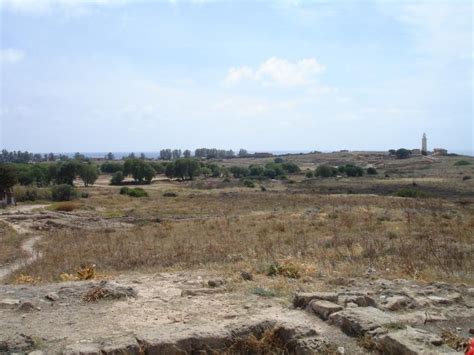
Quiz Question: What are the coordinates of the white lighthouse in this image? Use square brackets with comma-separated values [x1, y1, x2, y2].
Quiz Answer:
[421, 133, 427, 153]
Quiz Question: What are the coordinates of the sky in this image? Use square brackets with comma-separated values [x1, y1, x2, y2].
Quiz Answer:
[0, 0, 472, 154]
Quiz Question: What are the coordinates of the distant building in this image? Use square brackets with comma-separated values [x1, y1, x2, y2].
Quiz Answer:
[421, 133, 427, 153]
[433, 148, 448, 156]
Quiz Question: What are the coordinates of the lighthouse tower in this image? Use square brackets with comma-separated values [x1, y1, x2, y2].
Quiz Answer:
[421, 133, 427, 153]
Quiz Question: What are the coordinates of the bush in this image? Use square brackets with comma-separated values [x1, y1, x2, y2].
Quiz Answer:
[51, 184, 77, 201]
[163, 191, 177, 197]
[13, 185, 52, 202]
[110, 171, 124, 185]
[243, 179, 255, 188]
[395, 188, 429, 198]
[344, 164, 364, 177]
[395, 148, 411, 159]
[119, 186, 129, 195]
[81, 192, 89, 198]
[120, 186, 148, 197]
[305, 171, 314, 178]
[367, 167, 378, 175]
[127, 188, 148, 198]
[51, 202, 80, 212]
[274, 157, 284, 164]
[454, 160, 471, 166]
[462, 175, 471, 181]
[315, 165, 337, 178]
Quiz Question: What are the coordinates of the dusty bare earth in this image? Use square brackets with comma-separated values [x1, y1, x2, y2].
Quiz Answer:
[1, 206, 473, 354]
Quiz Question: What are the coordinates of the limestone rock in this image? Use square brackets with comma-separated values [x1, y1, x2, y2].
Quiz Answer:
[328, 307, 396, 337]
[0, 298, 21, 309]
[378, 326, 451, 355]
[63, 343, 101, 355]
[101, 335, 141, 355]
[384, 296, 410, 311]
[0, 334, 36, 353]
[293, 292, 338, 308]
[338, 294, 376, 307]
[45, 292, 59, 301]
[310, 300, 343, 320]
[15, 301, 40, 313]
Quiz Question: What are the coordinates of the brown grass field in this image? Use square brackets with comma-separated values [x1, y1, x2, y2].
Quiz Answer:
[4, 153, 474, 292]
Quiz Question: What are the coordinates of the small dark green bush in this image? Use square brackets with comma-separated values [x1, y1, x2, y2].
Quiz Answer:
[395, 188, 429, 198]
[119, 186, 129, 195]
[127, 188, 148, 198]
[81, 192, 89, 198]
[163, 191, 177, 197]
[454, 160, 471, 166]
[367, 167, 378, 175]
[51, 184, 77, 201]
[462, 175, 471, 181]
[243, 179, 255, 188]
[305, 171, 314, 178]
[315, 165, 338, 178]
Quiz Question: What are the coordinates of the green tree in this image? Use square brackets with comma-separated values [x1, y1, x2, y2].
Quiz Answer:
[395, 148, 411, 159]
[56, 160, 81, 185]
[123, 159, 156, 184]
[110, 171, 124, 185]
[79, 164, 99, 187]
[315, 165, 338, 178]
[0, 163, 18, 195]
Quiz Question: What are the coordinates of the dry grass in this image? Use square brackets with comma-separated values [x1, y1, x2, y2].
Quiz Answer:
[0, 221, 28, 266]
[49, 202, 81, 212]
[8, 190, 473, 286]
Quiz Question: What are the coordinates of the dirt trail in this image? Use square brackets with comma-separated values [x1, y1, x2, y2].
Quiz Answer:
[0, 204, 47, 281]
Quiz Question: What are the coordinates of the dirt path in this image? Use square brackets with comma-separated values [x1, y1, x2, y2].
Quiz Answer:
[0, 204, 47, 281]
[0, 235, 42, 281]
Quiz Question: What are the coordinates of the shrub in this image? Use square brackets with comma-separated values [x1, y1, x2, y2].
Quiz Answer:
[367, 167, 378, 175]
[281, 162, 300, 173]
[395, 148, 411, 159]
[229, 166, 249, 178]
[120, 187, 148, 197]
[243, 179, 255, 188]
[315, 165, 337, 178]
[462, 175, 471, 181]
[80, 192, 89, 198]
[305, 171, 314, 178]
[110, 171, 124, 185]
[163, 191, 177, 197]
[127, 188, 148, 198]
[51, 202, 80, 212]
[274, 157, 284, 164]
[13, 185, 51, 202]
[51, 184, 77, 201]
[344, 165, 364, 177]
[119, 186, 130, 195]
[395, 188, 429, 198]
[454, 160, 471, 166]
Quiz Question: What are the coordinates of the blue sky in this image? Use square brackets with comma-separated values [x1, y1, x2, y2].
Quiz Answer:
[0, 0, 472, 153]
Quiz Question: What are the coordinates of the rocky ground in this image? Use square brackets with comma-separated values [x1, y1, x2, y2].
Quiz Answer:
[1, 273, 472, 354]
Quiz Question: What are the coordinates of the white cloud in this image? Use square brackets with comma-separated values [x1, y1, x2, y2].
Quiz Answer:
[383, 2, 472, 62]
[224, 56, 325, 87]
[0, 0, 129, 15]
[0, 48, 25, 64]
